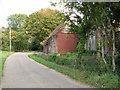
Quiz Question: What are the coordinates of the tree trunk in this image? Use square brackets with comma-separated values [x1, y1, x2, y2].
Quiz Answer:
[91, 32, 93, 50]
[112, 30, 116, 71]
[99, 29, 107, 64]
[101, 36, 107, 64]
[102, 9, 116, 71]
[97, 30, 101, 58]
[95, 31, 98, 51]
[88, 34, 90, 51]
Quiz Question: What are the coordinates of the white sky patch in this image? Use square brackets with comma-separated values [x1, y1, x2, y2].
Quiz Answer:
[0, 0, 5, 28]
[0, 0, 62, 28]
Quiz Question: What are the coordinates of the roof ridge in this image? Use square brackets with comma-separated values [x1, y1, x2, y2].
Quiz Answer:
[40, 23, 65, 45]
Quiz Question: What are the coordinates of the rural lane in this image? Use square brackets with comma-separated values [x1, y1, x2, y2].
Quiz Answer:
[1, 53, 94, 88]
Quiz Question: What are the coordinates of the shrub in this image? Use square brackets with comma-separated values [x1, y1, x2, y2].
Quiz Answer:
[55, 57, 65, 65]
[52, 52, 58, 57]
[47, 53, 58, 62]
[36, 52, 113, 74]
[83, 50, 97, 56]
[66, 52, 71, 57]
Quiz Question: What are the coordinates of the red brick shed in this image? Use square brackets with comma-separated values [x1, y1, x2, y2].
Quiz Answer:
[40, 23, 79, 54]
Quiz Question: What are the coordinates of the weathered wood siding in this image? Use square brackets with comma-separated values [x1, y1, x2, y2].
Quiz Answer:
[46, 35, 57, 53]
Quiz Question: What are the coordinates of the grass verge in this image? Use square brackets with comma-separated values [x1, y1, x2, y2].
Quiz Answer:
[0, 51, 14, 81]
[28, 54, 119, 88]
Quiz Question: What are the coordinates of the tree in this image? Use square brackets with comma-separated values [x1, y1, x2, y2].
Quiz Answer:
[11, 30, 25, 51]
[58, 1, 120, 71]
[22, 8, 65, 50]
[6, 14, 27, 51]
[7, 14, 27, 31]
[0, 32, 9, 51]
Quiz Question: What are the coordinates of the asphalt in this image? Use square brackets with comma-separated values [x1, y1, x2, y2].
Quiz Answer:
[1, 53, 95, 88]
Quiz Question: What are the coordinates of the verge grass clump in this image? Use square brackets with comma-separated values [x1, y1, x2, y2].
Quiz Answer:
[0, 51, 14, 81]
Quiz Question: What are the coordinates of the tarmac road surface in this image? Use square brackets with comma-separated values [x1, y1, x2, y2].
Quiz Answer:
[2, 53, 95, 88]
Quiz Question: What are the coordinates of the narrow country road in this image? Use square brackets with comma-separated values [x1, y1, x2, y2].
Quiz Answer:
[2, 53, 94, 88]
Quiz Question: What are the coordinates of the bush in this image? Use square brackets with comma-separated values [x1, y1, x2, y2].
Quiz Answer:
[2, 46, 9, 51]
[116, 55, 120, 77]
[49, 53, 58, 61]
[55, 57, 65, 65]
[35, 52, 115, 74]
[66, 52, 71, 57]
[83, 50, 97, 56]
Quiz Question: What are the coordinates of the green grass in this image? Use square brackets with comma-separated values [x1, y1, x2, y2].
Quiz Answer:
[28, 54, 119, 88]
[0, 51, 14, 81]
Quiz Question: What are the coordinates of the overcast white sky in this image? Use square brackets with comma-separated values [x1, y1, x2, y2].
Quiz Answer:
[0, 0, 62, 28]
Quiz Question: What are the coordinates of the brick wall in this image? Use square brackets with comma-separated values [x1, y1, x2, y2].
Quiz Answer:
[56, 33, 79, 54]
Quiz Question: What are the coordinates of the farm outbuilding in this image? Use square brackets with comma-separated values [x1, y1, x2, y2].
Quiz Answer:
[40, 23, 79, 54]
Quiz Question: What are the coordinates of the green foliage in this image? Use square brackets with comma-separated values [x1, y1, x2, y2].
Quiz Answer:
[4, 9, 65, 51]
[7, 14, 27, 31]
[3, 14, 28, 51]
[48, 53, 58, 62]
[115, 55, 120, 77]
[22, 8, 65, 42]
[52, 52, 58, 59]
[64, 2, 119, 46]
[29, 38, 43, 51]
[77, 43, 85, 58]
[115, 31, 120, 54]
[52, 52, 58, 57]
[50, 1, 57, 6]
[62, 2, 120, 72]
[37, 51, 119, 76]
[83, 50, 97, 56]
[11, 30, 25, 51]
[0, 31, 9, 51]
[66, 52, 71, 57]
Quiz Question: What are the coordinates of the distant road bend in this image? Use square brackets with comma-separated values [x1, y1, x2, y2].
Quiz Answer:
[2, 53, 94, 88]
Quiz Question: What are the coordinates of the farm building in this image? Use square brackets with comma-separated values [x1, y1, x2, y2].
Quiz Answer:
[40, 23, 79, 54]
